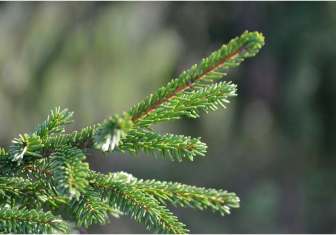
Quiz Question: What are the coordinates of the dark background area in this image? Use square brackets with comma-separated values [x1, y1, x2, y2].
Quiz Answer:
[1, 2, 336, 233]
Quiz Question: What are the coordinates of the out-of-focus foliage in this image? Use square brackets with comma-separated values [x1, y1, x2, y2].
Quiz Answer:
[0, 2, 335, 233]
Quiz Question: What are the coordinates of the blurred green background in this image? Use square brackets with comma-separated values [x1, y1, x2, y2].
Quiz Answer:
[1, 2, 336, 233]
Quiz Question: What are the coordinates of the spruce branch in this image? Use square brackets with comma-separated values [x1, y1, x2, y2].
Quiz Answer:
[34, 107, 74, 139]
[133, 180, 239, 216]
[0, 176, 68, 212]
[129, 31, 264, 128]
[131, 81, 237, 127]
[43, 126, 95, 152]
[0, 206, 67, 234]
[0, 177, 39, 206]
[0, 126, 95, 176]
[69, 187, 109, 228]
[50, 146, 89, 200]
[0, 107, 74, 174]
[88, 171, 189, 234]
[116, 130, 207, 162]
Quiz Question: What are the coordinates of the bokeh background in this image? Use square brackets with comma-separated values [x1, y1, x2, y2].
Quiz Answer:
[1, 2, 336, 233]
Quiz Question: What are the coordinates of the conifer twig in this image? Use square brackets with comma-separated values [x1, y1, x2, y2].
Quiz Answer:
[130, 31, 264, 128]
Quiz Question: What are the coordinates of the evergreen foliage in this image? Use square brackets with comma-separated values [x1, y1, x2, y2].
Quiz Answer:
[0, 31, 264, 233]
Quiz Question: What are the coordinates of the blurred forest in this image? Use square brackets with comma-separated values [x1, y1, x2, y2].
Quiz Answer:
[1, 1, 336, 233]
